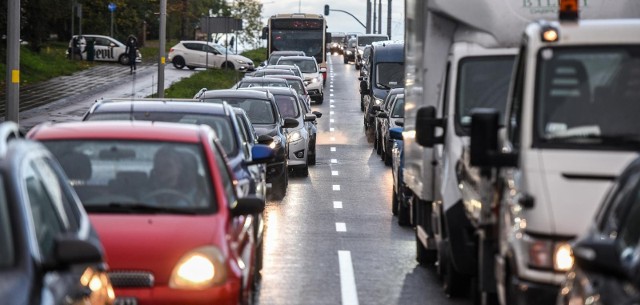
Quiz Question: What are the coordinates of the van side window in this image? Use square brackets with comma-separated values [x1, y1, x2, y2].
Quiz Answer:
[508, 44, 527, 147]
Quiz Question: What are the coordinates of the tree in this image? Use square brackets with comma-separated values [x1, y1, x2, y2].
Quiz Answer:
[230, 0, 262, 49]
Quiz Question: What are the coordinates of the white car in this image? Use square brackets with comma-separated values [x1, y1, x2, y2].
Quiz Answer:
[67, 34, 142, 65]
[168, 40, 255, 71]
[276, 56, 325, 104]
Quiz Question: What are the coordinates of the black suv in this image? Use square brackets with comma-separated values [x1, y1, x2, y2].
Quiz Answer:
[1, 122, 113, 305]
[196, 89, 298, 200]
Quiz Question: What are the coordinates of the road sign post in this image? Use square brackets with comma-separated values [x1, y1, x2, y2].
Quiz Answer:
[108, 3, 116, 38]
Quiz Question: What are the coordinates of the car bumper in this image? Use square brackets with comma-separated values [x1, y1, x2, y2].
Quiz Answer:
[287, 138, 308, 166]
[238, 65, 256, 72]
[113, 280, 241, 305]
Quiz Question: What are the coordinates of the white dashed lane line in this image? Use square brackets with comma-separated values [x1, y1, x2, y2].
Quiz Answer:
[333, 201, 343, 208]
[332, 171, 339, 176]
[336, 222, 347, 232]
[333, 185, 341, 191]
[331, 147, 336, 152]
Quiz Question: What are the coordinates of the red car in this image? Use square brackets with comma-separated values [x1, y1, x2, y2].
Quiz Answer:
[28, 121, 266, 305]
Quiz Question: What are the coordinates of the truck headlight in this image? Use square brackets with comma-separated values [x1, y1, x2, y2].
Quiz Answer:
[374, 98, 384, 105]
[525, 235, 573, 271]
[169, 246, 227, 289]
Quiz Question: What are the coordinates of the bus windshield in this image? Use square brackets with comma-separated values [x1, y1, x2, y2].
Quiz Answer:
[272, 30, 323, 61]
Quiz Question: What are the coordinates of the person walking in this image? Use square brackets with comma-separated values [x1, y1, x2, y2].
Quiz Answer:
[85, 39, 96, 62]
[125, 34, 138, 73]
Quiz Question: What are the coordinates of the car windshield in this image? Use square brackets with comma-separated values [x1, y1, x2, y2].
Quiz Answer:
[358, 36, 387, 46]
[391, 97, 405, 118]
[277, 59, 317, 73]
[202, 98, 277, 124]
[535, 46, 640, 149]
[0, 178, 13, 268]
[212, 44, 236, 55]
[456, 56, 515, 128]
[86, 113, 238, 156]
[274, 94, 300, 118]
[375, 62, 404, 89]
[285, 80, 305, 95]
[43, 140, 216, 213]
[238, 82, 289, 89]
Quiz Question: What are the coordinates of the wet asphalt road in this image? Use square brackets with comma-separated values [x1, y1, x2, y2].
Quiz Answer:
[255, 54, 472, 305]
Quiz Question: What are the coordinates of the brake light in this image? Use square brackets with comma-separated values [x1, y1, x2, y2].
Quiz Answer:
[169, 48, 174, 53]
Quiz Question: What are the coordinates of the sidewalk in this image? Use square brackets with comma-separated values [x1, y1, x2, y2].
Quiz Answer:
[1, 62, 198, 130]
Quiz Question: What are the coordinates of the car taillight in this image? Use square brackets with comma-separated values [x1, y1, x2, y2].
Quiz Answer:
[169, 48, 174, 53]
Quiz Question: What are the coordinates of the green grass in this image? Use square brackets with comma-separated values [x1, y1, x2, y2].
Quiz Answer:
[139, 39, 179, 64]
[0, 44, 92, 88]
[162, 68, 241, 98]
[241, 47, 268, 65]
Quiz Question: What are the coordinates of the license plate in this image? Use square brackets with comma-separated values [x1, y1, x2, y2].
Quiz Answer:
[114, 297, 138, 305]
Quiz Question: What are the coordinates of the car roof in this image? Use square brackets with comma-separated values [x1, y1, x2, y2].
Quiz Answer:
[268, 75, 304, 82]
[238, 77, 288, 83]
[276, 56, 315, 61]
[88, 100, 229, 115]
[199, 89, 274, 100]
[29, 121, 208, 143]
[246, 87, 298, 96]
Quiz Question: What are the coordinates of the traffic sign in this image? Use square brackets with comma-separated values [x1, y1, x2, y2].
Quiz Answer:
[108, 3, 116, 12]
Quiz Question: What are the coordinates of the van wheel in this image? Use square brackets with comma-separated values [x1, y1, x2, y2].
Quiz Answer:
[172, 56, 186, 69]
[416, 232, 437, 266]
[440, 239, 470, 298]
[398, 199, 410, 226]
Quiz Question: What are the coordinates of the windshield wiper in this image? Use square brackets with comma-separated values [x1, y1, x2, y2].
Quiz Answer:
[86, 202, 198, 215]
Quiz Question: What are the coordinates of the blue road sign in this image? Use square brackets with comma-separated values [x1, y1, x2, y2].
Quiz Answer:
[108, 3, 116, 12]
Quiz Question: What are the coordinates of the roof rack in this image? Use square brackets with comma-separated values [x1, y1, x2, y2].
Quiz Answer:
[0, 121, 23, 158]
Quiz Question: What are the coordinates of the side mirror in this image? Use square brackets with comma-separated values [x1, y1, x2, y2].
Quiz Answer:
[259, 61, 266, 67]
[283, 118, 299, 128]
[257, 134, 274, 145]
[372, 105, 381, 112]
[376, 111, 388, 119]
[232, 196, 265, 217]
[51, 235, 103, 269]
[389, 127, 403, 140]
[248, 144, 275, 164]
[395, 120, 404, 127]
[415, 106, 445, 148]
[312, 111, 323, 118]
[573, 238, 627, 278]
[304, 114, 317, 122]
[469, 108, 518, 168]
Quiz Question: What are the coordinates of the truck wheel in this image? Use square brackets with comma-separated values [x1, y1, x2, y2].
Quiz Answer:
[392, 189, 398, 216]
[398, 199, 411, 226]
[172, 56, 186, 69]
[416, 232, 437, 266]
[441, 239, 470, 298]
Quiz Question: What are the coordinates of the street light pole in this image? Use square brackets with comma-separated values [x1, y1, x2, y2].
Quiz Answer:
[157, 0, 167, 98]
[111, 11, 114, 37]
[5, 0, 20, 122]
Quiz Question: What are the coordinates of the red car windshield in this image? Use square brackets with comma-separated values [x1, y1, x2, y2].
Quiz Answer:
[43, 140, 217, 214]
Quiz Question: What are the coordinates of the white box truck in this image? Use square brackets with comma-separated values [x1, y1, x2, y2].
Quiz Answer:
[403, 0, 640, 304]
[469, 10, 640, 305]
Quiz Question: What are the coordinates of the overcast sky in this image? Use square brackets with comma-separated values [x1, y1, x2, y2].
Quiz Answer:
[256, 0, 405, 41]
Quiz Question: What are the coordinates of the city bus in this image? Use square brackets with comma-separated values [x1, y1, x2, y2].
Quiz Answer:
[263, 13, 329, 83]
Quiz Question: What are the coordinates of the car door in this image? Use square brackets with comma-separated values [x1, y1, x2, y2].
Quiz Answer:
[92, 37, 115, 62]
[183, 43, 205, 67]
[204, 44, 224, 68]
[22, 153, 109, 305]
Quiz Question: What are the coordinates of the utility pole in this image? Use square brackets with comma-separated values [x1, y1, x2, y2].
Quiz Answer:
[387, 0, 392, 39]
[157, 0, 167, 98]
[71, 1, 75, 37]
[373, 0, 377, 34]
[366, 0, 371, 34]
[378, 0, 382, 34]
[6, 0, 20, 122]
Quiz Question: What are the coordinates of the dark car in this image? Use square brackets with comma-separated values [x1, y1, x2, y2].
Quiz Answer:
[372, 88, 404, 158]
[270, 74, 312, 106]
[234, 76, 289, 89]
[361, 41, 404, 133]
[375, 92, 405, 165]
[196, 89, 298, 200]
[557, 157, 640, 305]
[0, 122, 114, 305]
[263, 64, 303, 79]
[250, 68, 296, 78]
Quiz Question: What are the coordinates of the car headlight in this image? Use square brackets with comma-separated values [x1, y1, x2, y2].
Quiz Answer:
[236, 59, 246, 64]
[346, 50, 352, 55]
[169, 246, 227, 289]
[269, 136, 281, 149]
[374, 98, 384, 105]
[525, 235, 573, 271]
[288, 130, 302, 143]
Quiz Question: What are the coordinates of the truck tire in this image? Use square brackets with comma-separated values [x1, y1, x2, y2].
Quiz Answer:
[398, 199, 411, 226]
[416, 232, 437, 266]
[440, 239, 470, 298]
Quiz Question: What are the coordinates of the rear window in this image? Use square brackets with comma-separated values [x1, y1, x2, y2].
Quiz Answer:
[274, 94, 300, 118]
[277, 59, 317, 73]
[203, 98, 277, 124]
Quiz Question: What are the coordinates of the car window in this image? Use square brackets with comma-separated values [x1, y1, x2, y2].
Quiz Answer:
[0, 177, 13, 268]
[234, 113, 251, 158]
[277, 59, 317, 73]
[183, 43, 203, 51]
[24, 159, 67, 259]
[202, 98, 277, 124]
[286, 80, 305, 95]
[212, 143, 237, 208]
[43, 140, 216, 213]
[391, 97, 405, 118]
[274, 94, 300, 118]
[95, 38, 111, 47]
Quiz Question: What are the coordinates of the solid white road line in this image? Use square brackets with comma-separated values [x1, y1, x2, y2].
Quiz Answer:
[336, 222, 347, 232]
[333, 201, 343, 208]
[330, 119, 335, 123]
[333, 185, 341, 191]
[332, 170, 339, 176]
[338, 251, 359, 305]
